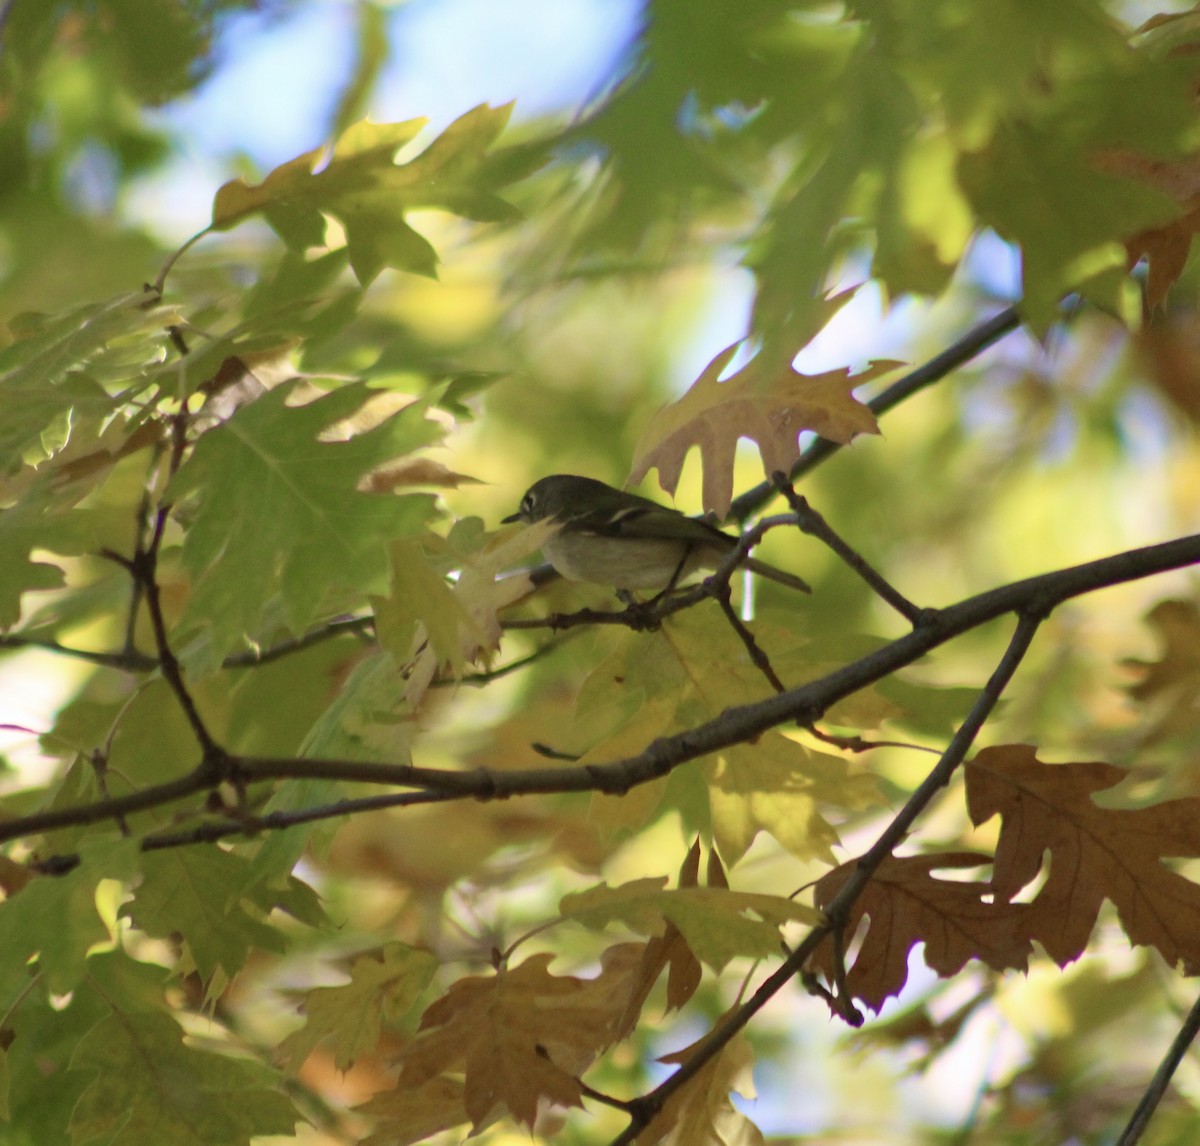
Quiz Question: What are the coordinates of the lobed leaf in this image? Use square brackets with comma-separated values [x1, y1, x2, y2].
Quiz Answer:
[211, 104, 527, 284]
[630, 344, 891, 518]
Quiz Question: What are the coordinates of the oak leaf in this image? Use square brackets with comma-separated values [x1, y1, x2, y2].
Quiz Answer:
[279, 942, 437, 1071]
[612, 842, 705, 1032]
[707, 734, 877, 865]
[1123, 598, 1200, 743]
[966, 744, 1200, 973]
[381, 517, 556, 707]
[630, 343, 894, 518]
[561, 877, 818, 973]
[811, 852, 1032, 1012]
[636, 1027, 764, 1146]
[396, 947, 641, 1129]
[212, 104, 525, 284]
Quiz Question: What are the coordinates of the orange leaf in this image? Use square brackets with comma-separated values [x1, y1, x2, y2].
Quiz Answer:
[967, 744, 1200, 972]
[811, 852, 1031, 1012]
[630, 345, 893, 518]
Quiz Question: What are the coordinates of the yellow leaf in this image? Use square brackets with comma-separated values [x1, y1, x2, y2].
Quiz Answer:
[561, 879, 818, 971]
[706, 734, 871, 865]
[637, 1029, 765, 1146]
[280, 942, 437, 1071]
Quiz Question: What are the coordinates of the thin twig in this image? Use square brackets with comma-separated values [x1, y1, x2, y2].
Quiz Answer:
[531, 743, 582, 761]
[805, 726, 940, 755]
[125, 512, 224, 766]
[31, 788, 464, 873]
[88, 750, 130, 837]
[1115, 987, 1200, 1145]
[711, 585, 785, 692]
[728, 305, 1022, 522]
[0, 615, 374, 674]
[221, 616, 375, 668]
[771, 473, 924, 623]
[0, 636, 157, 671]
[829, 922, 864, 1027]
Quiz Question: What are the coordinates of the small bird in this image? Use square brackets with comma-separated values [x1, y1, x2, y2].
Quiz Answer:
[503, 474, 811, 594]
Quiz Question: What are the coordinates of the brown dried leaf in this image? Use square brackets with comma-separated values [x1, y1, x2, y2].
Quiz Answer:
[967, 744, 1200, 972]
[811, 852, 1031, 1012]
[362, 456, 482, 493]
[396, 948, 639, 1130]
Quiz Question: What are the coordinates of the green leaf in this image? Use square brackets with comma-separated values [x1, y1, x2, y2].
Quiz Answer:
[0, 291, 171, 467]
[167, 381, 441, 662]
[123, 849, 301, 983]
[68, 1011, 298, 1146]
[297, 650, 417, 763]
[960, 119, 1180, 325]
[280, 942, 437, 1071]
[0, 838, 139, 999]
[371, 536, 474, 669]
[561, 880, 818, 972]
[211, 104, 526, 283]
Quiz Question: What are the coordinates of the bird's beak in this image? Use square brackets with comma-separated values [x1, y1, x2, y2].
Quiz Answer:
[500, 511, 521, 524]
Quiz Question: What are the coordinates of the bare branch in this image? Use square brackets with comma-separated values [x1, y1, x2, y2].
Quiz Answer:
[728, 305, 1023, 521]
[1116, 987, 1200, 1146]
[771, 473, 924, 623]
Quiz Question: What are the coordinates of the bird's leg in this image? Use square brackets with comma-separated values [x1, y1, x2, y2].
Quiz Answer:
[640, 546, 691, 607]
[616, 547, 693, 631]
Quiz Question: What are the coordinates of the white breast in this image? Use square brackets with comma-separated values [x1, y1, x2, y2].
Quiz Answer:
[542, 532, 722, 591]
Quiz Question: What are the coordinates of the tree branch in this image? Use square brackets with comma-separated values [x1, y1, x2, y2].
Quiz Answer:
[771, 473, 924, 623]
[728, 305, 1022, 521]
[6, 533, 1196, 854]
[610, 607, 1042, 1144]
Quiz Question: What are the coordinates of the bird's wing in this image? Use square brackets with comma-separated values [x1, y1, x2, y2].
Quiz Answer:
[576, 501, 734, 547]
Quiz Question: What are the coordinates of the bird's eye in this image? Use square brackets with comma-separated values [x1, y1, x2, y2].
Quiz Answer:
[521, 494, 534, 517]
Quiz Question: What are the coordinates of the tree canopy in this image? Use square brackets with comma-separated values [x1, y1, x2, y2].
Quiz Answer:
[3, 1, 1200, 1143]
